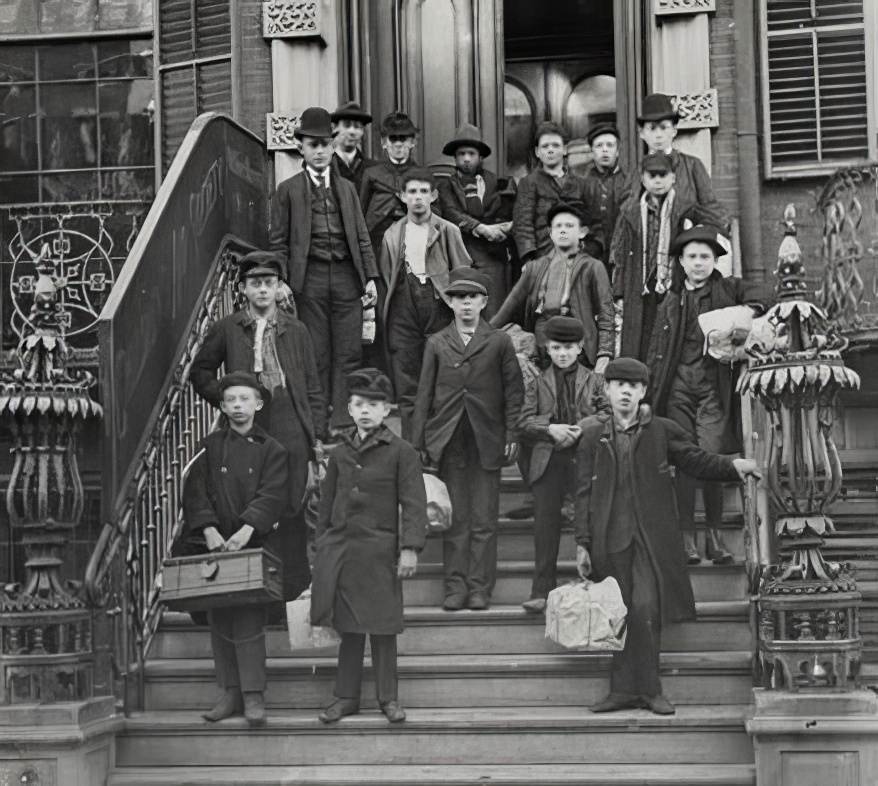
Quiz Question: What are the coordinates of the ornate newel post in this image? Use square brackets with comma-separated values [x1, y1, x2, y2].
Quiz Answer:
[0, 246, 120, 786]
[743, 207, 878, 786]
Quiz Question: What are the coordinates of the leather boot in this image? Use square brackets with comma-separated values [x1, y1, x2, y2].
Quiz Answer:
[705, 528, 733, 565]
[243, 691, 266, 727]
[682, 533, 701, 565]
[202, 689, 243, 722]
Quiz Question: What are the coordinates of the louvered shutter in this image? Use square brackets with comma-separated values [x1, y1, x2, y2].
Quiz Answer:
[761, 0, 874, 176]
[156, 0, 233, 174]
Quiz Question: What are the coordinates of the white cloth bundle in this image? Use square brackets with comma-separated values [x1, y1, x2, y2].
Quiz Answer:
[545, 578, 628, 652]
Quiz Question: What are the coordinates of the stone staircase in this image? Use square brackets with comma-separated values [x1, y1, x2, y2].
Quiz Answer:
[108, 470, 758, 785]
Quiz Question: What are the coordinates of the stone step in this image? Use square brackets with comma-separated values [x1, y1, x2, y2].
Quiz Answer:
[153, 601, 751, 659]
[108, 762, 756, 786]
[403, 561, 749, 606]
[115, 705, 754, 768]
[141, 651, 754, 711]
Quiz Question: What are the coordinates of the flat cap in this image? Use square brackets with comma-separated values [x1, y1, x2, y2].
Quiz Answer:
[236, 250, 284, 279]
[444, 267, 490, 297]
[547, 200, 586, 226]
[669, 225, 726, 258]
[604, 357, 649, 385]
[544, 316, 585, 343]
[218, 371, 271, 403]
[347, 367, 393, 401]
[642, 151, 673, 173]
[586, 123, 620, 146]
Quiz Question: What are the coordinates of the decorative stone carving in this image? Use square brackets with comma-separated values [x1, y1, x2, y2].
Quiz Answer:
[655, 0, 716, 15]
[262, 0, 323, 41]
[266, 112, 303, 152]
[672, 89, 719, 130]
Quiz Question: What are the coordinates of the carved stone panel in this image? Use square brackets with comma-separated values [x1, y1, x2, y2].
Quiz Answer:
[263, 0, 324, 41]
[673, 89, 719, 130]
[266, 112, 303, 152]
[655, 0, 716, 15]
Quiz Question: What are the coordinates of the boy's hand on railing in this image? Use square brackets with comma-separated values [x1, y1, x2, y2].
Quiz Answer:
[203, 526, 226, 552]
[397, 548, 418, 578]
[225, 524, 254, 552]
[733, 458, 762, 481]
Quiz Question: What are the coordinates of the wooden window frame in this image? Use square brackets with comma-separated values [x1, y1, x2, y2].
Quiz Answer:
[759, 0, 878, 179]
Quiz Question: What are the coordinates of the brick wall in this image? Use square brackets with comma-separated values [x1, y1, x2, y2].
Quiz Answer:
[237, 0, 273, 142]
[709, 0, 740, 220]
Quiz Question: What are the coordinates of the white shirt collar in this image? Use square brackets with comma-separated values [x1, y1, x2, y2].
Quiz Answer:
[306, 166, 329, 187]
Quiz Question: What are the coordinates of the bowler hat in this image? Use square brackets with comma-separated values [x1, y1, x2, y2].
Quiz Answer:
[330, 101, 372, 124]
[442, 123, 491, 158]
[444, 267, 490, 297]
[347, 368, 393, 401]
[294, 106, 333, 139]
[218, 371, 271, 403]
[236, 250, 284, 279]
[669, 225, 726, 259]
[604, 357, 649, 385]
[586, 123, 620, 147]
[379, 111, 418, 137]
[641, 151, 673, 173]
[544, 316, 585, 343]
[546, 200, 586, 226]
[638, 93, 679, 124]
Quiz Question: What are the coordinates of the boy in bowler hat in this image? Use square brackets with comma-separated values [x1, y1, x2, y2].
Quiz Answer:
[181, 371, 288, 726]
[574, 357, 760, 715]
[269, 106, 379, 430]
[411, 268, 524, 611]
[310, 368, 427, 724]
[330, 101, 375, 191]
[519, 315, 608, 613]
[192, 250, 327, 602]
[648, 225, 768, 564]
[582, 123, 628, 272]
[437, 123, 515, 318]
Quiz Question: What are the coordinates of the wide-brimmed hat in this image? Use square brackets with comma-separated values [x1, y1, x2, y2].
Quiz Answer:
[444, 267, 490, 297]
[347, 368, 393, 402]
[236, 250, 284, 279]
[669, 225, 726, 258]
[218, 371, 272, 403]
[638, 93, 679, 124]
[294, 106, 333, 139]
[330, 101, 372, 124]
[379, 111, 419, 137]
[442, 123, 491, 158]
[586, 123, 620, 146]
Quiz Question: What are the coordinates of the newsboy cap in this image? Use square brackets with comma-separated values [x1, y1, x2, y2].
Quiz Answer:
[544, 316, 585, 343]
[641, 151, 673, 174]
[330, 100, 372, 124]
[444, 267, 490, 297]
[379, 111, 419, 136]
[638, 93, 679, 124]
[546, 200, 586, 226]
[294, 106, 333, 139]
[347, 368, 393, 401]
[604, 357, 649, 385]
[669, 225, 726, 259]
[236, 250, 284, 279]
[586, 123, 620, 147]
[218, 371, 271, 403]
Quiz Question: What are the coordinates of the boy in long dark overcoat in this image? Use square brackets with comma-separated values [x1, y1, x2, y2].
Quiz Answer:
[574, 358, 759, 715]
[192, 251, 327, 602]
[582, 123, 629, 273]
[648, 225, 768, 564]
[519, 316, 607, 613]
[411, 268, 524, 611]
[181, 372, 288, 726]
[269, 106, 379, 430]
[437, 123, 514, 317]
[311, 369, 427, 724]
[491, 202, 614, 373]
[330, 101, 376, 191]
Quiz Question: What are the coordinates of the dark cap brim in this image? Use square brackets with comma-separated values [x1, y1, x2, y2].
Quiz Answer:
[442, 139, 492, 158]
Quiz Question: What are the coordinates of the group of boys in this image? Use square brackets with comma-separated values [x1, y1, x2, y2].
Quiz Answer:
[179, 92, 763, 728]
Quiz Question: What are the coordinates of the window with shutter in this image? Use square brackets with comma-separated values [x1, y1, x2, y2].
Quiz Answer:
[156, 0, 234, 174]
[760, 0, 877, 177]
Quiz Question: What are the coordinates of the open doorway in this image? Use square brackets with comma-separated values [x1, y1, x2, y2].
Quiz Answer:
[503, 0, 616, 181]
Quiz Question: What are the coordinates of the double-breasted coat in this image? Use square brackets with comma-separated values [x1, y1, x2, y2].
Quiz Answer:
[411, 319, 524, 471]
[574, 407, 741, 623]
[582, 162, 630, 269]
[310, 425, 427, 635]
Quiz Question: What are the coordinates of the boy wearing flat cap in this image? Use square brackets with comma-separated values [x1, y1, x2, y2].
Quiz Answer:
[520, 316, 608, 613]
[491, 201, 614, 374]
[310, 368, 427, 725]
[582, 123, 629, 273]
[437, 123, 515, 317]
[269, 106, 379, 431]
[330, 101, 376, 191]
[574, 357, 760, 716]
[379, 168, 473, 437]
[412, 268, 523, 611]
[648, 225, 768, 564]
[181, 372, 288, 727]
[192, 250, 327, 602]
[611, 151, 717, 361]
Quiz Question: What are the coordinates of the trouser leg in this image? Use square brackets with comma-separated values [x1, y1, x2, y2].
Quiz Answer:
[390, 335, 425, 439]
[335, 633, 367, 700]
[298, 266, 332, 406]
[209, 607, 266, 692]
[666, 372, 699, 532]
[329, 274, 364, 429]
[475, 261, 508, 320]
[530, 455, 568, 599]
[209, 608, 239, 690]
[369, 634, 398, 703]
[695, 377, 728, 529]
[466, 465, 501, 596]
[440, 456, 471, 601]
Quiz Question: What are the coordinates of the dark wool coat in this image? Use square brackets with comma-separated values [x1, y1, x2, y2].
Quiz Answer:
[310, 425, 427, 635]
[269, 169, 378, 293]
[489, 251, 615, 367]
[181, 425, 288, 546]
[437, 168, 514, 268]
[574, 407, 740, 623]
[191, 308, 328, 512]
[520, 365, 608, 484]
[610, 192, 714, 359]
[512, 168, 591, 260]
[582, 162, 630, 268]
[648, 269, 769, 454]
[331, 149, 377, 193]
[411, 319, 524, 470]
